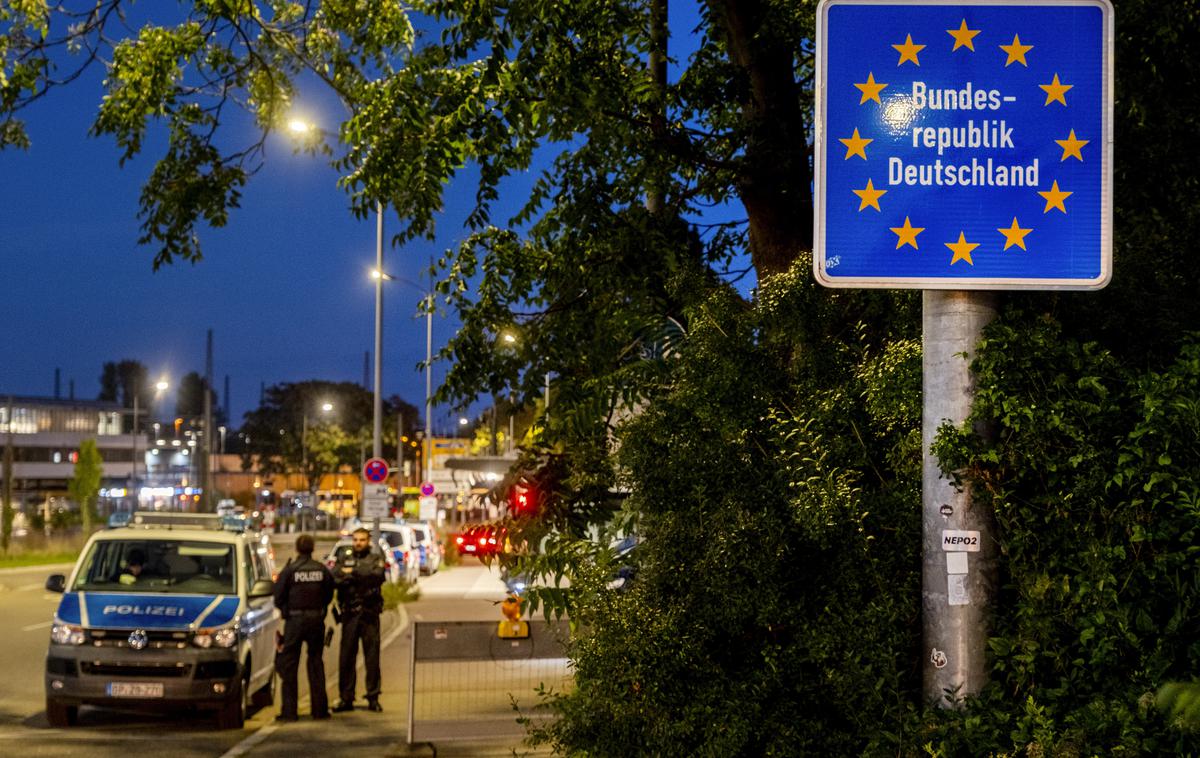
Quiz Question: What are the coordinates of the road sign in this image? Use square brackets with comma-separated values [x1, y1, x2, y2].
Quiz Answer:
[362, 483, 389, 519]
[814, 0, 1113, 289]
[363, 457, 390, 484]
[419, 481, 435, 497]
[418, 496, 438, 520]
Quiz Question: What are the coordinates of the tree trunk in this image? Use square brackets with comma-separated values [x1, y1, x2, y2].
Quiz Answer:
[711, 0, 813, 278]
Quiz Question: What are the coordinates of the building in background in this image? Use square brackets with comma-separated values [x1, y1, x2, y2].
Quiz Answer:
[0, 395, 133, 520]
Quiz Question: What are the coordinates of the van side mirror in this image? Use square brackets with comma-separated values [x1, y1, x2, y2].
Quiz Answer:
[250, 579, 275, 597]
[45, 574, 66, 593]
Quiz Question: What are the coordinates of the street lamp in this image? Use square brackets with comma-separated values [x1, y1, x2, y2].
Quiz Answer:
[131, 376, 169, 507]
[372, 268, 435, 488]
[300, 401, 334, 531]
[287, 115, 387, 460]
[301, 401, 335, 489]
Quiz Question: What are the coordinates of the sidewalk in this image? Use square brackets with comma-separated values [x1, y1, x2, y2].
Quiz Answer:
[233, 563, 555, 757]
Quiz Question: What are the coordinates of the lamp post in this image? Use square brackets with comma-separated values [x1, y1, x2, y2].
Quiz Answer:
[286, 115, 435, 525]
[286, 119, 388, 459]
[131, 378, 169, 508]
[378, 274, 435, 489]
[301, 401, 333, 531]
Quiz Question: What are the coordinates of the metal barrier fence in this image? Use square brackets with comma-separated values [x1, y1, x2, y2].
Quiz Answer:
[406, 619, 573, 745]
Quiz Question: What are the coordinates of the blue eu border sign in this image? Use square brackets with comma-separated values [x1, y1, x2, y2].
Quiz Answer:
[814, 0, 1113, 290]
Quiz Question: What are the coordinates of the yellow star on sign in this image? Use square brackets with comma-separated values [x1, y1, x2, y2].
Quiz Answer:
[945, 232, 980, 266]
[1040, 73, 1073, 106]
[853, 178, 887, 212]
[890, 216, 925, 249]
[999, 34, 1033, 67]
[997, 217, 1033, 251]
[839, 128, 873, 160]
[854, 72, 888, 105]
[892, 34, 926, 65]
[947, 19, 981, 52]
[1055, 129, 1089, 161]
[1038, 180, 1072, 213]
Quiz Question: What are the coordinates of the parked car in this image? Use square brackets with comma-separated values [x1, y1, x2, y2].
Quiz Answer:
[404, 521, 442, 575]
[44, 511, 279, 729]
[323, 535, 412, 585]
[377, 523, 421, 583]
[454, 523, 507, 558]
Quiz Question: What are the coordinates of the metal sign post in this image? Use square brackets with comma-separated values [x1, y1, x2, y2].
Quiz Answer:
[363, 457, 390, 542]
[815, 0, 1114, 705]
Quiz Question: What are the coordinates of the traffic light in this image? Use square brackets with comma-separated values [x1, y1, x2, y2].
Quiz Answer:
[508, 483, 538, 517]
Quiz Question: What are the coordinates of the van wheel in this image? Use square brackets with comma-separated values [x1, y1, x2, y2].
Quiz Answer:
[251, 671, 275, 708]
[215, 676, 246, 730]
[46, 698, 78, 727]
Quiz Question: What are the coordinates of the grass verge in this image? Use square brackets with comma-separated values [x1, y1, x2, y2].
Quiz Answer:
[0, 549, 80, 570]
[1, 534, 87, 570]
[383, 579, 421, 610]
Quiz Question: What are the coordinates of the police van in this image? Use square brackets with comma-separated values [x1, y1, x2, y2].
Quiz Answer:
[44, 512, 280, 729]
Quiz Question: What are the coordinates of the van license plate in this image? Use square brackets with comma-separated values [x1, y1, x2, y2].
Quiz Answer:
[108, 682, 164, 698]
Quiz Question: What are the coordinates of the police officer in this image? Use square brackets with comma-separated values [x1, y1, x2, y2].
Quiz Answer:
[273, 534, 334, 722]
[332, 527, 386, 712]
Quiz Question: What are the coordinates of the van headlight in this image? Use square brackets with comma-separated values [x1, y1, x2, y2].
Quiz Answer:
[51, 623, 85, 646]
[193, 627, 238, 649]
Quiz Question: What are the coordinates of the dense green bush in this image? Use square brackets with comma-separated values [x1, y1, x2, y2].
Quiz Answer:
[525, 289, 1200, 756]
[921, 316, 1200, 755]
[527, 269, 927, 756]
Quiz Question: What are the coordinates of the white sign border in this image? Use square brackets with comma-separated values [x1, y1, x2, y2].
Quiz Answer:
[812, 0, 1114, 291]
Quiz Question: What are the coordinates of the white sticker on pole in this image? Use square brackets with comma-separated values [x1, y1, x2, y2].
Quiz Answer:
[947, 573, 970, 606]
[941, 530, 981, 552]
[945, 551, 969, 575]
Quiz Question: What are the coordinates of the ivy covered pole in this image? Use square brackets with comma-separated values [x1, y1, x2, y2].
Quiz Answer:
[922, 291, 999, 705]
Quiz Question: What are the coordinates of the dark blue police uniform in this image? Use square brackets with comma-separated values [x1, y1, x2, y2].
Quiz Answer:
[274, 555, 335, 719]
[334, 545, 386, 709]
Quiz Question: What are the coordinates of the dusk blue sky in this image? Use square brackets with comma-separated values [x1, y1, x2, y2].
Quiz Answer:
[0, 3, 737, 429]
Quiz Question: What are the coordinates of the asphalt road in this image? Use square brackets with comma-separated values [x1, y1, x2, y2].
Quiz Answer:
[0, 540, 541, 757]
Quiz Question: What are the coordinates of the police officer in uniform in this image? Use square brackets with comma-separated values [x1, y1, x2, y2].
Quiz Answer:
[332, 527, 386, 712]
[273, 534, 335, 721]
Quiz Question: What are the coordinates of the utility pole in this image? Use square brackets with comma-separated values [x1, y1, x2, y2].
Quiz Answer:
[131, 379, 140, 504]
[922, 291, 999, 705]
[3, 396, 13, 553]
[425, 289, 433, 488]
[202, 329, 214, 511]
[371, 201, 384, 543]
[397, 410, 405, 491]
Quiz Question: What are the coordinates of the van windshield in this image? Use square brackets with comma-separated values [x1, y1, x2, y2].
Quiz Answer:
[72, 540, 237, 595]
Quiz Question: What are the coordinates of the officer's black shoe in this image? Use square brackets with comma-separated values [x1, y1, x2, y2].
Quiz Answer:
[366, 699, 383, 713]
[275, 714, 299, 723]
[312, 711, 331, 720]
[332, 701, 354, 713]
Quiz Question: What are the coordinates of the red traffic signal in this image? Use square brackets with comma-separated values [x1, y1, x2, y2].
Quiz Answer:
[508, 483, 538, 516]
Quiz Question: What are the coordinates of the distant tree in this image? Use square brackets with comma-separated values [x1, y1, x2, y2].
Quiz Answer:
[68, 439, 103, 534]
[98, 360, 149, 430]
[174, 370, 224, 426]
[240, 381, 420, 486]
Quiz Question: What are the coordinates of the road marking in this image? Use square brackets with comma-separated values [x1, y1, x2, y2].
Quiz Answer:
[22, 620, 53, 632]
[18, 582, 44, 591]
[219, 605, 409, 758]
